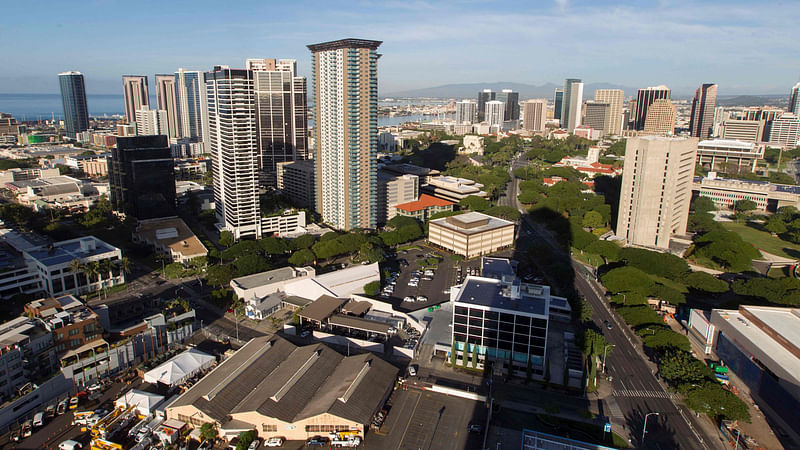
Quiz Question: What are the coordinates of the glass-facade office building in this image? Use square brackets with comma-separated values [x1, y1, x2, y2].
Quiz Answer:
[109, 135, 176, 220]
[58, 71, 89, 138]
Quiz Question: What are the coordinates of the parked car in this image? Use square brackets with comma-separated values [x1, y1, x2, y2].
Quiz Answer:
[45, 404, 56, 418]
[198, 441, 213, 450]
[468, 424, 483, 433]
[416, 296, 428, 302]
[59, 440, 82, 450]
[307, 436, 329, 446]
[248, 438, 262, 450]
[33, 411, 45, 428]
[300, 330, 311, 338]
[404, 296, 415, 303]
[264, 437, 284, 447]
[408, 365, 417, 376]
[605, 321, 613, 330]
[56, 399, 68, 415]
[10, 430, 20, 442]
[68, 396, 79, 410]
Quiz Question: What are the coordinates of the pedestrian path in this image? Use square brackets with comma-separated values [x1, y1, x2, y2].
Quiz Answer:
[613, 389, 675, 399]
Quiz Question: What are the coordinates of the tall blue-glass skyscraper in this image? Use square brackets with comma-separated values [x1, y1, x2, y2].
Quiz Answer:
[174, 69, 205, 140]
[58, 71, 89, 138]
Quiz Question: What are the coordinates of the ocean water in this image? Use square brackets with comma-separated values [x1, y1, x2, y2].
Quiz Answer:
[0, 94, 450, 126]
[0, 93, 126, 120]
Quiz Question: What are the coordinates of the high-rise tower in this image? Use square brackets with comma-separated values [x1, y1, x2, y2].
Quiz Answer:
[58, 71, 89, 138]
[553, 89, 563, 121]
[455, 100, 477, 124]
[308, 38, 382, 231]
[495, 89, 520, 121]
[634, 85, 671, 130]
[522, 99, 547, 132]
[477, 89, 494, 122]
[689, 83, 718, 139]
[247, 58, 308, 186]
[561, 78, 583, 132]
[174, 69, 206, 141]
[789, 81, 800, 115]
[122, 75, 150, 124]
[594, 89, 624, 135]
[154, 74, 179, 139]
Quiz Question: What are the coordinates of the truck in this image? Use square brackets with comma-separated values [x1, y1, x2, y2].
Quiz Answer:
[331, 436, 362, 447]
[72, 411, 96, 426]
[709, 362, 729, 374]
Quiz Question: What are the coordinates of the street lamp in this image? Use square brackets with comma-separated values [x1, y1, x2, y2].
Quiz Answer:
[642, 412, 660, 443]
[602, 344, 616, 373]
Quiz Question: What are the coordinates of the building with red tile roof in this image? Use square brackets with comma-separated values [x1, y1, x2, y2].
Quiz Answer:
[394, 194, 455, 221]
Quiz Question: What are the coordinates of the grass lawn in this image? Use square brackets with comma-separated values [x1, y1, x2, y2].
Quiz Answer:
[722, 221, 800, 260]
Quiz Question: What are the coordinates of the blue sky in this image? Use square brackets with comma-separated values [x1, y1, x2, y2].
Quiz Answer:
[1, 0, 798, 96]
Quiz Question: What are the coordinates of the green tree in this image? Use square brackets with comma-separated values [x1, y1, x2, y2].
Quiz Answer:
[288, 248, 316, 266]
[234, 254, 269, 276]
[686, 383, 751, 422]
[572, 226, 598, 250]
[582, 210, 605, 229]
[616, 305, 663, 328]
[692, 230, 761, 272]
[584, 240, 621, 263]
[363, 281, 381, 296]
[450, 341, 457, 366]
[199, 423, 218, 442]
[459, 195, 491, 212]
[219, 230, 234, 248]
[580, 329, 610, 357]
[206, 265, 235, 287]
[260, 236, 288, 255]
[734, 199, 757, 213]
[483, 205, 521, 221]
[658, 351, 714, 392]
[650, 283, 686, 305]
[764, 215, 788, 234]
[640, 328, 691, 352]
[684, 271, 729, 294]
[291, 233, 316, 250]
[619, 247, 690, 281]
[577, 299, 593, 323]
[732, 276, 800, 306]
[691, 196, 717, 214]
[235, 430, 258, 450]
[600, 266, 655, 296]
[471, 345, 478, 369]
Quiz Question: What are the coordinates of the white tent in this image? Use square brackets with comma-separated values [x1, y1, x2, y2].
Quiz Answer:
[115, 390, 165, 417]
[143, 348, 216, 387]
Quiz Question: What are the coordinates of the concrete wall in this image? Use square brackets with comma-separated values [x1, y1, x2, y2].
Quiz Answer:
[393, 347, 415, 359]
[428, 385, 486, 402]
[351, 295, 426, 333]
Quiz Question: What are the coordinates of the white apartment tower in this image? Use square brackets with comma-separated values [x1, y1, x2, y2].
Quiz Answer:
[455, 100, 478, 124]
[616, 136, 699, 249]
[522, 99, 547, 132]
[594, 89, 624, 135]
[122, 75, 150, 124]
[205, 67, 260, 240]
[308, 39, 382, 230]
[134, 107, 169, 136]
[154, 74, 179, 139]
[485, 100, 505, 127]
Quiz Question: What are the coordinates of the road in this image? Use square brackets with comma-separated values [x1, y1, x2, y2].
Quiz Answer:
[502, 153, 720, 449]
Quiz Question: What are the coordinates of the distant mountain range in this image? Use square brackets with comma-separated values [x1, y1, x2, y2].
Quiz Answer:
[383, 82, 638, 100]
[716, 95, 787, 107]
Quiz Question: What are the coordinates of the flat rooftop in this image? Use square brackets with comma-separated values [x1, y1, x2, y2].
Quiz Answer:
[24, 236, 118, 267]
[134, 217, 207, 258]
[430, 211, 515, 235]
[455, 276, 548, 316]
[231, 266, 299, 291]
[698, 139, 758, 150]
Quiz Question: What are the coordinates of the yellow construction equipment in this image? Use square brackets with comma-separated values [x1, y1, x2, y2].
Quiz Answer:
[90, 405, 136, 441]
[90, 438, 123, 450]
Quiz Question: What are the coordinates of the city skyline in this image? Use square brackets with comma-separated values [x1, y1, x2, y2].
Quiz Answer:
[2, 1, 799, 96]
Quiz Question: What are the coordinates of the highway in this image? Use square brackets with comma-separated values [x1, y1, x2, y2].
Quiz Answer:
[503, 152, 722, 449]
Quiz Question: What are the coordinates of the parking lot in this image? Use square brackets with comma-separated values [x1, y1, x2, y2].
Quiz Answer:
[369, 387, 486, 450]
[380, 246, 458, 313]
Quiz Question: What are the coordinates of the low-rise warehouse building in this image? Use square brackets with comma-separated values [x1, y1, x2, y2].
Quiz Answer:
[166, 335, 398, 441]
[132, 217, 208, 263]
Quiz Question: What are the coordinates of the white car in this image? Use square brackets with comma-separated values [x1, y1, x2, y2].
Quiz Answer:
[416, 296, 428, 302]
[248, 438, 262, 450]
[264, 437, 284, 447]
[59, 440, 82, 450]
[408, 365, 417, 376]
[404, 296, 415, 303]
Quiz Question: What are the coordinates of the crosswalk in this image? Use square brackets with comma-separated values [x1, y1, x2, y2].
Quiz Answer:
[613, 389, 674, 399]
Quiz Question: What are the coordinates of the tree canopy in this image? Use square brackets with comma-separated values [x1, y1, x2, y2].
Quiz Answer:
[692, 230, 761, 272]
[618, 247, 690, 281]
[601, 266, 655, 296]
[684, 271, 729, 294]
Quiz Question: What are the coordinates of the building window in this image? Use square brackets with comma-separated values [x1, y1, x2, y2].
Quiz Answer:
[262, 424, 277, 432]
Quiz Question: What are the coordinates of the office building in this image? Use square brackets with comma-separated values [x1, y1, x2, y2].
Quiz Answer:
[0, 113, 20, 139]
[455, 100, 477, 124]
[634, 85, 671, 130]
[308, 39, 382, 230]
[0, 317, 54, 401]
[485, 100, 505, 127]
[394, 194, 453, 222]
[582, 101, 610, 137]
[767, 113, 800, 148]
[166, 335, 397, 441]
[522, 100, 547, 132]
[429, 212, 515, 257]
[248, 58, 309, 186]
[553, 89, 563, 121]
[174, 69, 206, 141]
[561, 78, 583, 132]
[616, 136, 698, 249]
[109, 135, 176, 220]
[696, 139, 764, 173]
[154, 74, 179, 139]
[133, 217, 208, 263]
[450, 265, 568, 375]
[642, 99, 676, 135]
[495, 89, 520, 121]
[134, 107, 169, 136]
[790, 81, 800, 115]
[205, 66, 260, 239]
[376, 171, 418, 224]
[594, 89, 624, 135]
[477, 89, 494, 122]
[122, 75, 150, 124]
[720, 119, 763, 143]
[712, 106, 727, 137]
[692, 173, 800, 212]
[689, 83, 718, 139]
[58, 71, 89, 138]
[276, 159, 315, 208]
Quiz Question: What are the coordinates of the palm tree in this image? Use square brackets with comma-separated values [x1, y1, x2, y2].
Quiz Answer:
[99, 259, 113, 299]
[119, 257, 132, 277]
[69, 259, 86, 294]
[85, 261, 100, 295]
